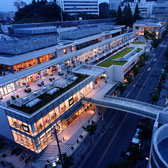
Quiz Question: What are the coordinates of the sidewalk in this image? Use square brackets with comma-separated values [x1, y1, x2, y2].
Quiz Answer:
[33, 109, 100, 167]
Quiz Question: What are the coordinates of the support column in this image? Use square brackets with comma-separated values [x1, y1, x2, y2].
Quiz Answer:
[34, 137, 40, 152]
[31, 123, 36, 135]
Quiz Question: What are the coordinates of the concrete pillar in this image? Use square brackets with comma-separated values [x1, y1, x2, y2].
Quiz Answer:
[31, 123, 36, 135]
[10, 66, 15, 73]
[34, 137, 40, 152]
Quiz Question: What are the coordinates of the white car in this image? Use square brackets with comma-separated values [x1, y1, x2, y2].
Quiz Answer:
[147, 67, 151, 71]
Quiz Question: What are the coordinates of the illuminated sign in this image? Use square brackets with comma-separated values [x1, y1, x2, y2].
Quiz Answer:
[69, 97, 74, 106]
[22, 124, 30, 133]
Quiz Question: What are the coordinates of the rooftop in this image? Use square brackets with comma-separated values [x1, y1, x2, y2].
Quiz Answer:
[97, 47, 134, 68]
[9, 73, 88, 114]
[0, 35, 57, 55]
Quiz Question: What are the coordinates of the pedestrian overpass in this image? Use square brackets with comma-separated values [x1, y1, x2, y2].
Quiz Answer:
[82, 95, 164, 120]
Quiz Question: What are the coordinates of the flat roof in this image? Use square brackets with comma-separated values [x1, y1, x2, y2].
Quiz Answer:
[73, 65, 105, 78]
[10, 74, 88, 114]
[97, 47, 134, 68]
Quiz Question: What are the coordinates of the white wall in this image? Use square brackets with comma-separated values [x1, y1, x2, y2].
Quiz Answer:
[0, 107, 13, 140]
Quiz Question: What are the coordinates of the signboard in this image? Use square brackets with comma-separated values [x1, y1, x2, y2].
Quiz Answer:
[69, 97, 74, 106]
[22, 124, 30, 133]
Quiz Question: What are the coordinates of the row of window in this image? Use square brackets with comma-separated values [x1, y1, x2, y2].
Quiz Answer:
[76, 38, 102, 51]
[7, 82, 93, 136]
[64, 1, 98, 3]
[64, 4, 98, 6]
[65, 8, 98, 10]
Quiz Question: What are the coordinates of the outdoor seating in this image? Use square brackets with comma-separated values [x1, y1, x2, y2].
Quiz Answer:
[11, 96, 16, 100]
[24, 88, 31, 93]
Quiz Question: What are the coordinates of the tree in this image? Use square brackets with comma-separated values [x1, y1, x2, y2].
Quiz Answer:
[117, 82, 125, 95]
[57, 153, 73, 168]
[127, 145, 144, 166]
[108, 160, 132, 168]
[133, 3, 140, 22]
[116, 6, 123, 25]
[82, 120, 97, 143]
[151, 38, 161, 48]
[32, 0, 36, 4]
[127, 4, 133, 27]
[165, 47, 168, 60]
[138, 120, 153, 145]
[14, 2, 63, 23]
[123, 5, 128, 26]
[151, 92, 160, 104]
[99, 2, 110, 18]
[62, 153, 73, 168]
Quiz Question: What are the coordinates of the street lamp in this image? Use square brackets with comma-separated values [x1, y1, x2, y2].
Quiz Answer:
[53, 125, 64, 168]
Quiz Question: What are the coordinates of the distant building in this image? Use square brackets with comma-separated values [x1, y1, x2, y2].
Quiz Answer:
[56, 0, 99, 15]
[133, 20, 166, 38]
[148, 111, 168, 168]
[110, 0, 168, 20]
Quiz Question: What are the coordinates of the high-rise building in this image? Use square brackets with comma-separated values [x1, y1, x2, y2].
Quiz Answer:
[56, 0, 99, 15]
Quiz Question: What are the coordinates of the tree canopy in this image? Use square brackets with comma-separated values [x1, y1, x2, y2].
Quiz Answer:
[116, 6, 123, 25]
[14, 1, 64, 23]
[116, 3, 141, 27]
[99, 2, 116, 19]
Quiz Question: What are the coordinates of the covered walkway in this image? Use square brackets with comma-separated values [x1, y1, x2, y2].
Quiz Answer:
[82, 84, 163, 120]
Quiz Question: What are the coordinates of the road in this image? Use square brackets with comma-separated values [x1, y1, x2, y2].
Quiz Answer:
[80, 37, 168, 168]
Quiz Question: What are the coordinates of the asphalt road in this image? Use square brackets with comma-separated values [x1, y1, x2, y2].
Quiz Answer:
[80, 37, 168, 168]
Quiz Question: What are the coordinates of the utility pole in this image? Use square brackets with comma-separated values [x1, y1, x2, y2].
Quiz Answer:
[54, 126, 64, 168]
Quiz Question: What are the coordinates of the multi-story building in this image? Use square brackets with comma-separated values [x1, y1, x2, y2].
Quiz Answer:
[0, 24, 141, 153]
[133, 20, 166, 39]
[148, 109, 168, 168]
[56, 0, 99, 16]
[120, 0, 168, 20]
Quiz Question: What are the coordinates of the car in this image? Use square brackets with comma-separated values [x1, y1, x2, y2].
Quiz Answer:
[134, 128, 141, 138]
[131, 137, 141, 146]
[153, 58, 157, 62]
[147, 67, 151, 71]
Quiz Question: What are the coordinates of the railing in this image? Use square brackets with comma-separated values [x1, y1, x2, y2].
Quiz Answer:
[83, 97, 157, 119]
[11, 78, 71, 107]
[104, 95, 163, 111]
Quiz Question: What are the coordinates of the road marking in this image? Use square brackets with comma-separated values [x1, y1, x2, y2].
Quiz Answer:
[135, 48, 165, 99]
[95, 113, 128, 168]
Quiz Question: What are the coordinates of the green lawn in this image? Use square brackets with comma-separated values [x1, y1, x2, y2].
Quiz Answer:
[131, 42, 145, 45]
[137, 48, 143, 52]
[98, 47, 134, 67]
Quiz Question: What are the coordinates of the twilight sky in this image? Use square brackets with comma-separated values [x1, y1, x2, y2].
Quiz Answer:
[0, 0, 108, 12]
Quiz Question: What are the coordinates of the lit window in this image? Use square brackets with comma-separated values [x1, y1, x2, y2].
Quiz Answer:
[71, 46, 74, 52]
[64, 48, 67, 54]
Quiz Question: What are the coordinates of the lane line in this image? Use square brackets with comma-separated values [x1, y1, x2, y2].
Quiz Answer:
[95, 45, 166, 168]
[96, 113, 128, 168]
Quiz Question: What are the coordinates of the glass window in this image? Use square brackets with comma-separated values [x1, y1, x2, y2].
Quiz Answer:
[70, 46, 74, 52]
[64, 48, 67, 54]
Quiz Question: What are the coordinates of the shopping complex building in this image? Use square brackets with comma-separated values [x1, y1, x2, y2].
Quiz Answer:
[0, 23, 145, 153]
[133, 20, 166, 39]
[1, 21, 168, 168]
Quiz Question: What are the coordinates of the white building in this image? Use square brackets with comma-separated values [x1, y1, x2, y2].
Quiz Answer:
[56, 0, 99, 16]
[112, 0, 168, 19]
[0, 23, 139, 153]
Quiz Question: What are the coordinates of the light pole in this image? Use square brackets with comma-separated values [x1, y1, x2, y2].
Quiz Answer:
[54, 126, 64, 168]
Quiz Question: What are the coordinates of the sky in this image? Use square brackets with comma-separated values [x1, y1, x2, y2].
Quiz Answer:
[0, 0, 108, 12]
